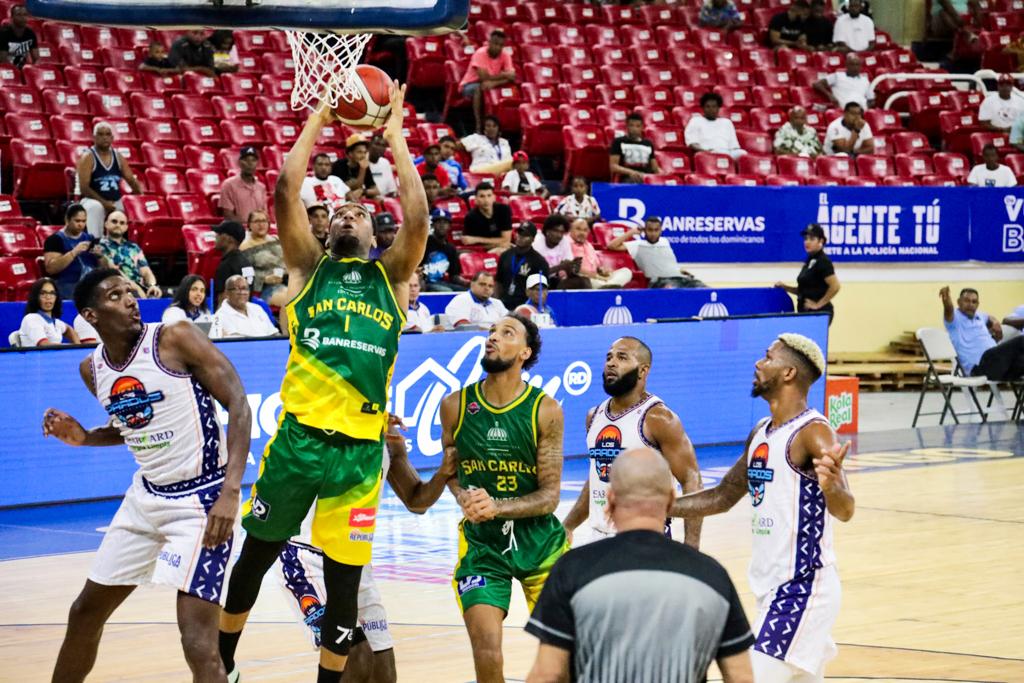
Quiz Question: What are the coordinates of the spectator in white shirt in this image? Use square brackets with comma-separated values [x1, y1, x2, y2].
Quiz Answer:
[162, 274, 214, 325]
[403, 272, 442, 333]
[211, 275, 279, 338]
[554, 176, 602, 223]
[824, 102, 875, 155]
[368, 134, 398, 197]
[814, 53, 875, 110]
[300, 153, 347, 211]
[978, 74, 1024, 133]
[444, 271, 508, 328]
[967, 144, 1018, 187]
[74, 314, 99, 343]
[458, 115, 513, 175]
[606, 217, 706, 288]
[832, 0, 875, 52]
[685, 92, 745, 160]
[502, 151, 549, 198]
[18, 278, 80, 347]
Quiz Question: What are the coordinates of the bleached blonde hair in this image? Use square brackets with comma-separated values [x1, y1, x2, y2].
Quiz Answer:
[777, 333, 826, 378]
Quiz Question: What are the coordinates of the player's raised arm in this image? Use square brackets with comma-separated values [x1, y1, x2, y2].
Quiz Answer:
[380, 84, 429, 284]
[644, 404, 703, 548]
[797, 422, 855, 522]
[490, 395, 564, 519]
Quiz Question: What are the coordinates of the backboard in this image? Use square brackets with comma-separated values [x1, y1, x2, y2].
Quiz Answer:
[25, 0, 468, 33]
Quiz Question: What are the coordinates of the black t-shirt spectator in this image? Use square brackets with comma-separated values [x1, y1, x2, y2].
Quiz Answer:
[464, 204, 513, 240]
[214, 249, 254, 300]
[496, 247, 548, 308]
[420, 234, 461, 286]
[0, 25, 37, 67]
[796, 249, 835, 311]
[610, 136, 656, 172]
[526, 530, 754, 682]
[769, 11, 807, 43]
[331, 160, 377, 192]
[805, 16, 834, 48]
[168, 36, 215, 69]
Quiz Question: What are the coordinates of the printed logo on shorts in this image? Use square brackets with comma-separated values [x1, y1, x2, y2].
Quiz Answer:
[349, 508, 376, 528]
[457, 575, 487, 596]
[250, 495, 271, 520]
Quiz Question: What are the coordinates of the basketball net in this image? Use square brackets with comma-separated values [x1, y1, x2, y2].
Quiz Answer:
[285, 31, 373, 112]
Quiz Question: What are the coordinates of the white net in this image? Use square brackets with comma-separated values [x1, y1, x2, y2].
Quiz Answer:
[285, 30, 374, 112]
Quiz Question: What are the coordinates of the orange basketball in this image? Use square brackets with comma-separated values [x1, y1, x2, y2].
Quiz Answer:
[334, 64, 393, 131]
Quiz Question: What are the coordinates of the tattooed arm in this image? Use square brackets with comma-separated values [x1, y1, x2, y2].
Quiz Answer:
[670, 425, 757, 519]
[561, 407, 596, 535]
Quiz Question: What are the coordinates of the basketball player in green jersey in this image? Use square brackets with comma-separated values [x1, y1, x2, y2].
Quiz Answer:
[440, 313, 567, 683]
[219, 84, 429, 683]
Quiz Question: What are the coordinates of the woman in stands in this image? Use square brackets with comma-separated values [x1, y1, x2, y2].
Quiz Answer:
[240, 209, 287, 308]
[17, 278, 80, 347]
[162, 274, 214, 325]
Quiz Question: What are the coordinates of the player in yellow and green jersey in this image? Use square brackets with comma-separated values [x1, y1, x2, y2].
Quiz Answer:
[440, 313, 567, 683]
[218, 83, 429, 683]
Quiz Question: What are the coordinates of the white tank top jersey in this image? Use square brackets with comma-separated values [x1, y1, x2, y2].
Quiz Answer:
[585, 393, 665, 535]
[746, 408, 836, 600]
[91, 323, 228, 487]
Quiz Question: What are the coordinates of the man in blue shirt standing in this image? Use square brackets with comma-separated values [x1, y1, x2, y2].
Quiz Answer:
[941, 286, 1024, 380]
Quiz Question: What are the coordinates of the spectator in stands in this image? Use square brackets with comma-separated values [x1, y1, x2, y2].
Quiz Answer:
[139, 40, 181, 75]
[76, 122, 143, 239]
[458, 116, 514, 174]
[73, 313, 98, 343]
[98, 210, 163, 299]
[839, 0, 872, 15]
[514, 274, 557, 328]
[459, 29, 516, 133]
[369, 212, 398, 260]
[463, 183, 513, 254]
[823, 102, 875, 155]
[444, 271, 508, 328]
[774, 106, 823, 157]
[421, 208, 468, 292]
[930, 0, 970, 40]
[533, 215, 586, 289]
[941, 285, 1024, 380]
[300, 153, 346, 210]
[18, 278, 79, 347]
[438, 135, 469, 192]
[774, 224, 839, 325]
[607, 216, 706, 289]
[212, 219, 253, 306]
[44, 204, 104, 300]
[168, 29, 218, 77]
[1012, 111, 1024, 154]
[162, 274, 213, 325]
[496, 222, 550, 309]
[555, 177, 602, 223]
[967, 144, 1018, 187]
[698, 0, 742, 30]
[240, 209, 286, 307]
[307, 204, 329, 248]
[208, 29, 240, 74]
[421, 174, 443, 205]
[768, 0, 810, 50]
[685, 93, 745, 160]
[212, 275, 279, 338]
[978, 74, 1024, 133]
[832, 0, 875, 52]
[805, 0, 835, 51]
[368, 134, 398, 197]
[332, 135, 380, 201]
[611, 113, 662, 182]
[0, 5, 38, 67]
[416, 144, 457, 196]
[814, 53, 874, 110]
[220, 146, 268, 223]
[502, 151, 549, 198]
[403, 272, 442, 333]
[568, 218, 631, 289]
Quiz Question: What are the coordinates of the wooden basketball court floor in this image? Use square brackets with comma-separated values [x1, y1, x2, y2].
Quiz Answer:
[1, 422, 1021, 682]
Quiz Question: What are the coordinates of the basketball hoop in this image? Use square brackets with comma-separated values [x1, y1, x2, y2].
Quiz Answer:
[285, 30, 374, 112]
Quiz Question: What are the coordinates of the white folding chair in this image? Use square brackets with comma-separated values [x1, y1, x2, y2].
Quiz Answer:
[912, 327, 990, 427]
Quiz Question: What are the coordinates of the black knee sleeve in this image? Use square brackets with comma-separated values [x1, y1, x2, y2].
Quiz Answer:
[319, 557, 363, 656]
[223, 536, 286, 615]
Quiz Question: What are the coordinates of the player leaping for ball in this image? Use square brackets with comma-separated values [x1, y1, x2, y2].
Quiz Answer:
[671, 334, 854, 683]
[218, 83, 429, 683]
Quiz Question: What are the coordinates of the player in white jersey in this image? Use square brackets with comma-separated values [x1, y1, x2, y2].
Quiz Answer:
[563, 336, 702, 547]
[275, 417, 455, 683]
[671, 333, 855, 683]
[42, 269, 252, 682]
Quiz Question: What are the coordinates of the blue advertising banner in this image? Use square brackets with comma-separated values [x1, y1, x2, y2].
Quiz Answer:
[593, 184, 976, 263]
[0, 315, 827, 507]
[967, 188, 1024, 262]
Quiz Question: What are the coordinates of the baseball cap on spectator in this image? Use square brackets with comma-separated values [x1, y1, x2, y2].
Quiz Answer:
[517, 221, 537, 237]
[213, 220, 246, 243]
[430, 207, 452, 225]
[513, 151, 529, 163]
[374, 212, 398, 232]
[526, 273, 548, 289]
[238, 146, 259, 160]
[424, 143, 441, 153]
[346, 134, 369, 151]
[801, 223, 827, 242]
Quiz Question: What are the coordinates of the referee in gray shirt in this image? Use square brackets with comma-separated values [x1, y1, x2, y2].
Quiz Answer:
[525, 448, 754, 683]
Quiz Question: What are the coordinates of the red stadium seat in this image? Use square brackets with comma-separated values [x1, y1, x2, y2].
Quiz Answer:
[0, 64, 22, 87]
[596, 85, 636, 108]
[183, 146, 225, 171]
[2, 87, 43, 114]
[653, 150, 691, 177]
[844, 177, 880, 186]
[80, 25, 121, 49]
[639, 4, 677, 26]
[737, 154, 777, 178]
[141, 142, 187, 170]
[129, 93, 173, 119]
[253, 95, 298, 122]
[855, 155, 896, 179]
[104, 119, 141, 145]
[182, 72, 224, 96]
[41, 22, 81, 47]
[508, 196, 550, 222]
[523, 2, 566, 23]
[485, 85, 522, 133]
[262, 121, 301, 147]
[519, 104, 562, 156]
[602, 4, 645, 25]
[594, 46, 632, 66]
[939, 110, 984, 156]
[261, 53, 295, 74]
[102, 68, 145, 95]
[737, 130, 773, 155]
[1003, 153, 1024, 178]
[221, 73, 261, 97]
[0, 195, 25, 222]
[522, 83, 560, 105]
[167, 194, 218, 223]
[136, 119, 182, 145]
[932, 152, 970, 180]
[692, 152, 735, 177]
[776, 156, 815, 177]
[211, 96, 259, 121]
[100, 46, 140, 69]
[55, 140, 91, 168]
[185, 169, 227, 198]
[776, 50, 814, 71]
[559, 84, 598, 107]
[969, 132, 1009, 160]
[4, 113, 52, 142]
[183, 224, 221, 281]
[863, 109, 903, 133]
[764, 174, 802, 186]
[815, 155, 855, 180]
[458, 251, 499, 278]
[258, 74, 294, 100]
[441, 61, 472, 120]
[0, 224, 43, 258]
[0, 257, 38, 301]
[144, 168, 188, 195]
[22, 64, 65, 90]
[894, 154, 935, 178]
[10, 140, 65, 200]
[891, 131, 931, 154]
[749, 108, 787, 133]
[646, 127, 687, 152]
[596, 250, 645, 288]
[723, 174, 762, 186]
[179, 120, 228, 147]
[87, 91, 132, 118]
[122, 194, 184, 257]
[562, 125, 609, 183]
[635, 107, 673, 128]
[140, 72, 184, 95]
[591, 222, 630, 249]
[596, 104, 631, 132]
[919, 175, 959, 186]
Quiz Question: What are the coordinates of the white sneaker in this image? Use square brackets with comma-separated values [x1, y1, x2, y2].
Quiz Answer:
[227, 667, 240, 683]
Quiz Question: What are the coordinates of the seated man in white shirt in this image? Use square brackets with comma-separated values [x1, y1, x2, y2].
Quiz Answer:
[967, 144, 1018, 187]
[831, 0, 875, 52]
[823, 102, 875, 155]
[443, 271, 508, 328]
[211, 274, 280, 338]
[299, 153, 347, 211]
[684, 92, 744, 160]
[368, 134, 399, 197]
[403, 272, 442, 333]
[978, 74, 1024, 133]
[814, 53, 875, 110]
[606, 216, 706, 289]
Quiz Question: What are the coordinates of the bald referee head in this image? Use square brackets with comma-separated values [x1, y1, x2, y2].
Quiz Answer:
[607, 448, 674, 532]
